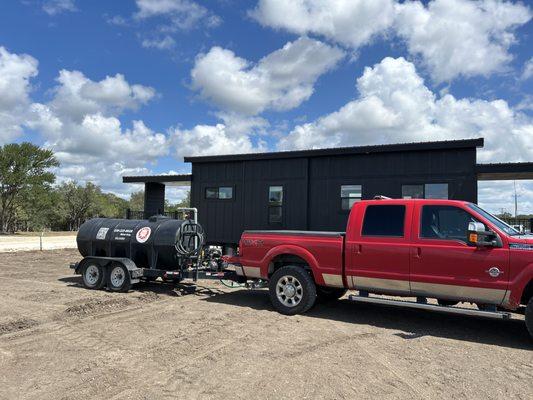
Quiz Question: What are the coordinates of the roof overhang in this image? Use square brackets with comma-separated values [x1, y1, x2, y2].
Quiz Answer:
[122, 174, 192, 187]
[476, 163, 533, 181]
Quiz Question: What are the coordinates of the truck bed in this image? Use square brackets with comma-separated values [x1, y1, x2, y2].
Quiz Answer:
[244, 230, 345, 237]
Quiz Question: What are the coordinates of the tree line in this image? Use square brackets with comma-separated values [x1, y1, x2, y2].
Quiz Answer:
[0, 142, 189, 233]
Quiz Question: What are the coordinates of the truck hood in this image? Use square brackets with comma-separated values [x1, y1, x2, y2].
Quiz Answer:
[509, 235, 533, 250]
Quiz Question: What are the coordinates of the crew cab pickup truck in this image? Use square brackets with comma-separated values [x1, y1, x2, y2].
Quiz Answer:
[228, 198, 533, 338]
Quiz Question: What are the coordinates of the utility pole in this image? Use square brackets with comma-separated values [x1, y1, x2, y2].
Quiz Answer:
[513, 181, 520, 218]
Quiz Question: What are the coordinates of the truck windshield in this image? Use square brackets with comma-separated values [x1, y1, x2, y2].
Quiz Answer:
[468, 203, 520, 236]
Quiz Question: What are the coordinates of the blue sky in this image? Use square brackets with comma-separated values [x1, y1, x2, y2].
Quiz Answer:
[0, 0, 532, 213]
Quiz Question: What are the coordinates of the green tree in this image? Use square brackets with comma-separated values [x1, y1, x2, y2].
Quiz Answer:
[129, 190, 144, 211]
[0, 143, 59, 233]
[57, 181, 102, 231]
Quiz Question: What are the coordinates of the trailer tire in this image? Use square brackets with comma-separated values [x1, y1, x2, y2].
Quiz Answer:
[316, 286, 347, 302]
[107, 263, 132, 292]
[269, 265, 316, 315]
[81, 262, 105, 290]
[525, 297, 533, 340]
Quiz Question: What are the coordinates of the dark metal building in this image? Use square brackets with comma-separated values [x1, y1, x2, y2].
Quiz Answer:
[123, 138, 533, 246]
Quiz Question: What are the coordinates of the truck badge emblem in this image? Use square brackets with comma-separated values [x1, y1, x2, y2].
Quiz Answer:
[487, 267, 501, 278]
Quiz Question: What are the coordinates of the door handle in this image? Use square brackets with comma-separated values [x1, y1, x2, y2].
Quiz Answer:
[415, 247, 422, 258]
[355, 244, 362, 254]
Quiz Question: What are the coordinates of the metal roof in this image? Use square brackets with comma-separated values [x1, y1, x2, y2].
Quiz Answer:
[122, 174, 192, 186]
[184, 138, 484, 163]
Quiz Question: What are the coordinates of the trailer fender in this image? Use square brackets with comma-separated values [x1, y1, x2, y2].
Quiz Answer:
[261, 245, 321, 282]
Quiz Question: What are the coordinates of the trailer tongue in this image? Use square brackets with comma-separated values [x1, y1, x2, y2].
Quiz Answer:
[71, 214, 245, 291]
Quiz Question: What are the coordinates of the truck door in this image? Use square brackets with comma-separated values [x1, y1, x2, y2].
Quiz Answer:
[345, 203, 412, 295]
[410, 203, 509, 304]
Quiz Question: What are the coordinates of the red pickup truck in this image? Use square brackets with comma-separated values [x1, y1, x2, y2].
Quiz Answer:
[228, 198, 533, 338]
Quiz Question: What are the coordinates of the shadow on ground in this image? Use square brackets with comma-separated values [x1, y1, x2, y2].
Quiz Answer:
[58, 276, 225, 298]
[204, 289, 533, 350]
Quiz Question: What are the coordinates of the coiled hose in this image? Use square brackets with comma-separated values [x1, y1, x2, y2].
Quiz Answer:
[174, 220, 205, 257]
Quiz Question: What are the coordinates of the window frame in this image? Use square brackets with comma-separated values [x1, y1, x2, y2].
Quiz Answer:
[419, 205, 479, 244]
[361, 205, 407, 238]
[340, 184, 362, 211]
[402, 183, 449, 199]
[204, 186, 234, 200]
[268, 185, 284, 225]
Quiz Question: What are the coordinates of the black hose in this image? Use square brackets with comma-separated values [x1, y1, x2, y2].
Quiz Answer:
[175, 220, 205, 257]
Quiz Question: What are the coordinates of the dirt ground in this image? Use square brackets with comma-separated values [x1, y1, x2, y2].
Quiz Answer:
[0, 249, 531, 400]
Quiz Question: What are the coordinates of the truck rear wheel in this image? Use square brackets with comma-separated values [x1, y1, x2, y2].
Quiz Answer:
[107, 263, 132, 292]
[269, 266, 316, 315]
[81, 262, 104, 290]
[526, 297, 533, 340]
[316, 286, 347, 302]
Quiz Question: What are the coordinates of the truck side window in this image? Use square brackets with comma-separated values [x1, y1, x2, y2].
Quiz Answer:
[420, 206, 477, 242]
[362, 205, 406, 237]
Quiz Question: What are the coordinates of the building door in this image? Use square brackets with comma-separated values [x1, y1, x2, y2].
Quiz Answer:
[410, 203, 509, 304]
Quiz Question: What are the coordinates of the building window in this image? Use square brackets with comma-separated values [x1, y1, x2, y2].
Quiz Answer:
[268, 186, 283, 224]
[341, 185, 362, 210]
[205, 186, 233, 199]
[402, 183, 448, 199]
[362, 205, 406, 237]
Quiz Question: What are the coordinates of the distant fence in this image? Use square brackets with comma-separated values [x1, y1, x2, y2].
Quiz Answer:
[126, 209, 194, 220]
[499, 217, 532, 233]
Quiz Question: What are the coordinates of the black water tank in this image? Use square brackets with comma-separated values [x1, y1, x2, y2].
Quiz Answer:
[76, 217, 195, 270]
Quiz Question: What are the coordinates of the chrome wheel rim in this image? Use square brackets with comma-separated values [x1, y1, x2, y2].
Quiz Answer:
[276, 275, 303, 307]
[84, 265, 100, 286]
[110, 266, 126, 288]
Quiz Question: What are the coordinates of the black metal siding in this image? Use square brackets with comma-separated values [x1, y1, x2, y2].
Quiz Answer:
[191, 147, 478, 245]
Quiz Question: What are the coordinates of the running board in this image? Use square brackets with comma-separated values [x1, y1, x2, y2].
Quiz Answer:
[347, 294, 512, 320]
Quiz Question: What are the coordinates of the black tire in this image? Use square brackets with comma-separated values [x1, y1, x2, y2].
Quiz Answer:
[316, 286, 347, 302]
[81, 262, 105, 290]
[269, 265, 316, 315]
[106, 263, 132, 292]
[525, 297, 533, 340]
[437, 299, 458, 307]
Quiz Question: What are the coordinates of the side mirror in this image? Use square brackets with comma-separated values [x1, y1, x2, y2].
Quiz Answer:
[467, 222, 499, 247]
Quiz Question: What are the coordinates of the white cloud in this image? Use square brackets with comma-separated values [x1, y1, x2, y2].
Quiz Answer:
[25, 70, 167, 192]
[395, 0, 532, 82]
[134, 0, 221, 30]
[170, 115, 268, 160]
[278, 57, 533, 163]
[251, 0, 532, 82]
[0, 47, 38, 144]
[478, 181, 533, 216]
[250, 0, 395, 48]
[48, 70, 155, 122]
[521, 58, 533, 81]
[191, 37, 344, 115]
[141, 36, 176, 50]
[42, 0, 77, 15]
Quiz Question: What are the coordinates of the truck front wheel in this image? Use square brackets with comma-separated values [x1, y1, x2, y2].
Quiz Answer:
[526, 297, 533, 340]
[269, 266, 317, 315]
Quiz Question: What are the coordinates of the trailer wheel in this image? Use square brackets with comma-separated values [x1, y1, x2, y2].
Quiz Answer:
[81, 262, 104, 289]
[316, 286, 347, 302]
[269, 266, 316, 315]
[525, 297, 533, 340]
[107, 263, 132, 292]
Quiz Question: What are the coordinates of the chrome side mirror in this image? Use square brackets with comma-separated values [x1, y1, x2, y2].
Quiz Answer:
[467, 222, 500, 247]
